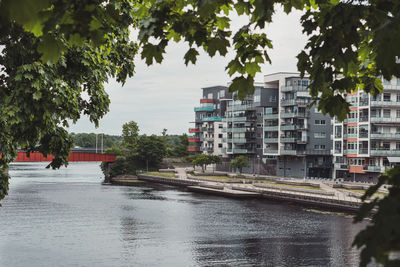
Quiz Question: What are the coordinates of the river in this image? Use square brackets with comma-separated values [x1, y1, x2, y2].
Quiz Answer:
[0, 162, 367, 266]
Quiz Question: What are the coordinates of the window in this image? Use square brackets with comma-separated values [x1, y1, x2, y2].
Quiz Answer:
[254, 95, 260, 102]
[218, 143, 223, 148]
[397, 142, 400, 150]
[218, 124, 223, 128]
[315, 120, 326, 125]
[220, 90, 225, 98]
[314, 132, 326, 138]
[314, 145, 326, 150]
[384, 109, 391, 118]
[384, 93, 391, 101]
[397, 93, 400, 102]
[383, 78, 391, 85]
[208, 93, 212, 99]
[256, 144, 261, 148]
[314, 108, 321, 113]
[397, 110, 400, 118]
[218, 134, 222, 138]
[269, 95, 276, 102]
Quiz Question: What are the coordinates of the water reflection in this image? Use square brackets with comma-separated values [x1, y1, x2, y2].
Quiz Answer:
[0, 162, 368, 266]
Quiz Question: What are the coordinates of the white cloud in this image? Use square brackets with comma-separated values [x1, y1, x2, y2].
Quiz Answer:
[67, 7, 307, 136]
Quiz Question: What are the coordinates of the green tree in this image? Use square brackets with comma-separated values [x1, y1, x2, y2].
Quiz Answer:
[121, 121, 139, 151]
[230, 156, 248, 174]
[135, 135, 167, 171]
[353, 166, 400, 267]
[192, 154, 213, 173]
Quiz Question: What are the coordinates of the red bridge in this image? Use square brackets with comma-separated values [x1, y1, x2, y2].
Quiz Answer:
[14, 149, 116, 162]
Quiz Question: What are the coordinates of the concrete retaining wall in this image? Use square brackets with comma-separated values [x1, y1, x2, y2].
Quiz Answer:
[253, 183, 333, 196]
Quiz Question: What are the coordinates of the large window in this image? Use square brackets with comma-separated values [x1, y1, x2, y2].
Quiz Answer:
[383, 109, 391, 118]
[384, 93, 391, 102]
[314, 132, 326, 138]
[315, 119, 326, 125]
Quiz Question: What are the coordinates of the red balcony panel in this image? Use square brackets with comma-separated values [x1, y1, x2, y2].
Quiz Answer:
[200, 99, 214, 103]
[189, 128, 200, 133]
[188, 137, 200, 142]
[188, 147, 200, 151]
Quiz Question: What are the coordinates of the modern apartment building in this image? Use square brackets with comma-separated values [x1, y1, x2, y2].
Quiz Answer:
[189, 72, 334, 179]
[188, 86, 231, 155]
[263, 73, 333, 179]
[333, 78, 400, 182]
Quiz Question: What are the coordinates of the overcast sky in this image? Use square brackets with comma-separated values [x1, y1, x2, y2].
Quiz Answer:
[67, 7, 308, 136]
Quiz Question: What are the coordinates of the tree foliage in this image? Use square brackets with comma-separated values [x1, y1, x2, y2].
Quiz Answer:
[230, 156, 248, 174]
[70, 133, 122, 149]
[121, 121, 140, 151]
[353, 166, 400, 267]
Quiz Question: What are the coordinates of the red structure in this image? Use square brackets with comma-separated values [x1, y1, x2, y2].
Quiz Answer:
[14, 151, 116, 162]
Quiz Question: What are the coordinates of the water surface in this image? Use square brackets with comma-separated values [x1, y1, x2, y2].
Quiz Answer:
[0, 162, 367, 266]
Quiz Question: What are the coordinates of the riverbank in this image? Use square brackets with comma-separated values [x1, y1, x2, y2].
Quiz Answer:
[122, 171, 365, 213]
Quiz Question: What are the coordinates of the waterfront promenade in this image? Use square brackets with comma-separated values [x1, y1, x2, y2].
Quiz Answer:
[130, 167, 383, 213]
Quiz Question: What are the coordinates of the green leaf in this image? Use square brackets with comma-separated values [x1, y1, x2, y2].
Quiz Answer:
[37, 36, 67, 63]
[184, 48, 199, 65]
[229, 76, 254, 99]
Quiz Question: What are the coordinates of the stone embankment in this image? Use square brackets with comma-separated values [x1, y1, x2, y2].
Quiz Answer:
[128, 169, 367, 213]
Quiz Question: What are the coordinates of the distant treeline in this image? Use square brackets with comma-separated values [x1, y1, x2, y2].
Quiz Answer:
[70, 131, 188, 157]
[70, 133, 122, 149]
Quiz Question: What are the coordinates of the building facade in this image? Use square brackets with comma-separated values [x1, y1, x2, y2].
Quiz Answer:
[189, 73, 334, 179]
[333, 78, 400, 182]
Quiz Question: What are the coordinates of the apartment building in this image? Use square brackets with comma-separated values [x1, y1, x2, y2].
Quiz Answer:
[188, 86, 231, 155]
[189, 72, 334, 179]
[333, 78, 400, 182]
[263, 73, 333, 179]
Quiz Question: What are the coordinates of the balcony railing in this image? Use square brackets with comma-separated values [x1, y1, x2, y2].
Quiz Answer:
[188, 147, 200, 151]
[194, 106, 214, 112]
[346, 149, 357, 154]
[370, 117, 400, 123]
[264, 126, 279, 131]
[359, 132, 369, 138]
[264, 149, 278, 154]
[370, 149, 400, 156]
[280, 125, 296, 131]
[232, 138, 247, 143]
[281, 85, 309, 92]
[363, 165, 381, 172]
[189, 128, 200, 133]
[297, 150, 331, 155]
[200, 147, 213, 151]
[281, 112, 309, 118]
[280, 137, 297, 143]
[264, 138, 278, 143]
[201, 127, 214, 132]
[370, 133, 400, 139]
[371, 100, 400, 107]
[202, 117, 222, 122]
[280, 149, 297, 155]
[334, 163, 349, 169]
[359, 149, 368, 154]
[188, 137, 200, 142]
[264, 113, 279, 119]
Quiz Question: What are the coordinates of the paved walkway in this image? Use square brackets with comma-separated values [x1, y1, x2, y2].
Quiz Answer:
[175, 167, 188, 179]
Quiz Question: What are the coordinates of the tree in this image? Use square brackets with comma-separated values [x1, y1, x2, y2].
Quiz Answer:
[353, 166, 400, 267]
[210, 155, 222, 173]
[192, 154, 213, 173]
[135, 135, 167, 171]
[230, 156, 249, 174]
[121, 121, 139, 151]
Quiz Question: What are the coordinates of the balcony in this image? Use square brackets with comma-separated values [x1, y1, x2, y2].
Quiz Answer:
[347, 133, 357, 139]
[189, 128, 200, 133]
[201, 127, 214, 132]
[227, 104, 254, 111]
[232, 138, 250, 144]
[203, 137, 214, 142]
[359, 149, 369, 155]
[188, 137, 200, 142]
[371, 100, 400, 107]
[363, 165, 382, 172]
[280, 149, 297, 155]
[334, 163, 349, 169]
[231, 116, 247, 122]
[264, 137, 278, 143]
[188, 147, 200, 152]
[280, 125, 296, 131]
[359, 117, 369, 122]
[232, 148, 248, 153]
[280, 137, 297, 143]
[281, 99, 310, 106]
[281, 85, 308, 92]
[194, 106, 214, 112]
[297, 150, 331, 155]
[200, 99, 214, 103]
[370, 117, 400, 123]
[370, 149, 400, 156]
[202, 117, 222, 122]
[264, 149, 278, 154]
[370, 133, 400, 139]
[264, 126, 279, 131]
[346, 149, 357, 154]
[264, 113, 279, 119]
[296, 137, 308, 144]
[281, 112, 309, 118]
[200, 147, 213, 151]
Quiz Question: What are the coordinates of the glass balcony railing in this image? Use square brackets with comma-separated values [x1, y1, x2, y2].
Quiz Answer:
[370, 133, 400, 139]
[264, 149, 278, 154]
[202, 117, 222, 122]
[281, 85, 309, 92]
[370, 149, 400, 156]
[370, 117, 400, 123]
[264, 138, 278, 143]
[280, 149, 297, 155]
[200, 147, 213, 151]
[280, 125, 296, 131]
[194, 106, 214, 112]
[371, 100, 400, 107]
[232, 138, 247, 143]
[280, 137, 296, 143]
[264, 113, 279, 119]
[264, 126, 279, 131]
[363, 166, 382, 172]
[334, 163, 349, 169]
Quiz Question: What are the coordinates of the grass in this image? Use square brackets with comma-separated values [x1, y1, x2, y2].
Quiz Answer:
[259, 181, 324, 191]
[340, 188, 387, 198]
[144, 171, 176, 178]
